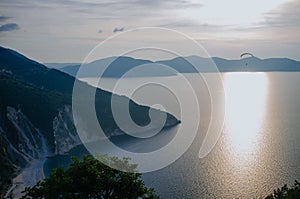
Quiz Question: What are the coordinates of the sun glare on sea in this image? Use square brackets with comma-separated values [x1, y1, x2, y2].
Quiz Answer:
[224, 72, 268, 161]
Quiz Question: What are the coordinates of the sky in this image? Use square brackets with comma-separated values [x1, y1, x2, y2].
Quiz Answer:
[0, 0, 299, 62]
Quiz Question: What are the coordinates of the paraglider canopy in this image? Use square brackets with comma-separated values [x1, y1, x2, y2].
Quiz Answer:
[240, 52, 254, 58]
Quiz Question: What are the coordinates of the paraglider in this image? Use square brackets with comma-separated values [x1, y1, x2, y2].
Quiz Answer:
[240, 52, 254, 66]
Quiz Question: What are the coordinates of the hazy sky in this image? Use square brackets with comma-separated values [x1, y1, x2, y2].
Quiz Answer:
[0, 0, 299, 62]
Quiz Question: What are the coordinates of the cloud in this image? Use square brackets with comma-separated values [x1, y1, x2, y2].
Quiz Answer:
[98, 29, 102, 33]
[210, 0, 300, 40]
[228, 0, 300, 42]
[128, 0, 203, 9]
[0, 23, 19, 32]
[0, 0, 202, 20]
[263, 0, 300, 28]
[113, 27, 124, 33]
[45, 0, 203, 10]
[0, 15, 11, 22]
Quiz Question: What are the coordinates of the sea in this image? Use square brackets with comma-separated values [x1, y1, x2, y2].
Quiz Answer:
[44, 72, 300, 198]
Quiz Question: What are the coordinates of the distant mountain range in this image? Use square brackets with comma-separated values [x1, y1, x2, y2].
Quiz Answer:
[45, 56, 300, 78]
[0, 46, 179, 196]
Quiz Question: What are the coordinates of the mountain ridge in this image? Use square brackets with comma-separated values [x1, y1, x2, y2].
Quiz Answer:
[46, 55, 300, 77]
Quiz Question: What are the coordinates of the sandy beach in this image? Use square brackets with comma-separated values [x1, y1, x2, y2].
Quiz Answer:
[5, 158, 46, 198]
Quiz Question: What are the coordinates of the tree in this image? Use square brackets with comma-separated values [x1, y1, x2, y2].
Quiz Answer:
[265, 180, 300, 199]
[21, 154, 159, 199]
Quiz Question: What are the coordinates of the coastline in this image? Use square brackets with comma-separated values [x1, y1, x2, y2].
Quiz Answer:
[4, 158, 46, 199]
[4, 122, 181, 198]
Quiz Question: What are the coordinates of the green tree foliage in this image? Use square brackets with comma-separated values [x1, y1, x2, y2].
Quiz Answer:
[21, 155, 159, 199]
[265, 181, 300, 199]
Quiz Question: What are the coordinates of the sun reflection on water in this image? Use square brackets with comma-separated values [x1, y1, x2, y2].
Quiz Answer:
[224, 72, 268, 161]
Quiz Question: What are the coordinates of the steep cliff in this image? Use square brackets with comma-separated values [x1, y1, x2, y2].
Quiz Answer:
[0, 73, 82, 194]
[53, 105, 81, 155]
[0, 46, 180, 196]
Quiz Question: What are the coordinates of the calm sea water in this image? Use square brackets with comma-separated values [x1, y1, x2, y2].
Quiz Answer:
[44, 72, 300, 198]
